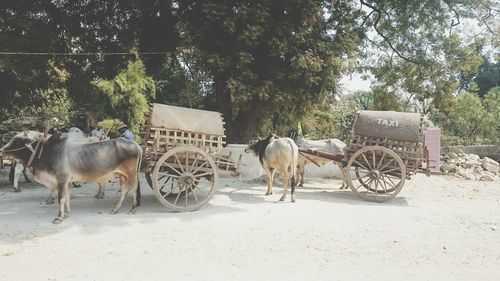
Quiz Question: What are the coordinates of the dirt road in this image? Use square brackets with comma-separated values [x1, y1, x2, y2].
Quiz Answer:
[0, 170, 499, 281]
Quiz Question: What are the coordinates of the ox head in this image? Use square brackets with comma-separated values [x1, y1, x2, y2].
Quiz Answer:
[244, 134, 278, 165]
[244, 137, 262, 156]
[0, 131, 40, 162]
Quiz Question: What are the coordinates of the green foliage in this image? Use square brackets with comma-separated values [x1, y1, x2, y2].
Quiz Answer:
[438, 91, 498, 146]
[474, 59, 500, 98]
[351, 91, 374, 110]
[482, 87, 500, 144]
[372, 87, 402, 111]
[94, 58, 155, 136]
[300, 91, 373, 141]
[0, 0, 497, 145]
[361, 1, 491, 114]
[179, 0, 362, 142]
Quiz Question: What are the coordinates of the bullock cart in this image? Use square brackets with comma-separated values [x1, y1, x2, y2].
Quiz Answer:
[299, 111, 430, 202]
[142, 103, 239, 211]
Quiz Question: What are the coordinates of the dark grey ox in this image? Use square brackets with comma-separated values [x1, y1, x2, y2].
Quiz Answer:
[0, 131, 142, 224]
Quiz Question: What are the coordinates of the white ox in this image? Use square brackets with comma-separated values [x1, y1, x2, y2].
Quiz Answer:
[245, 134, 298, 202]
[295, 137, 348, 189]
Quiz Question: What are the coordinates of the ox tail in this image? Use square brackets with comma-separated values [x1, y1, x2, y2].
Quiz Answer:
[135, 144, 143, 207]
[289, 142, 297, 195]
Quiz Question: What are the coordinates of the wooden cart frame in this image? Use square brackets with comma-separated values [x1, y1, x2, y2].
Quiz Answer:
[141, 103, 239, 211]
[300, 110, 430, 202]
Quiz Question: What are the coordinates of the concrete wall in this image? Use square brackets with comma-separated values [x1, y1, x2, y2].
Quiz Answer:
[223, 144, 342, 179]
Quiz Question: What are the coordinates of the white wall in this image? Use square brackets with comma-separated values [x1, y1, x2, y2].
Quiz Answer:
[223, 144, 343, 179]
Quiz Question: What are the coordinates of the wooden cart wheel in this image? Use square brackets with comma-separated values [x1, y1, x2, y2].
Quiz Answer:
[151, 146, 219, 212]
[346, 146, 406, 202]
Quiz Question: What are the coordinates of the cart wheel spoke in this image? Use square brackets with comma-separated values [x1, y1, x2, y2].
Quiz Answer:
[193, 171, 214, 179]
[372, 150, 376, 171]
[380, 167, 402, 174]
[158, 172, 180, 179]
[164, 162, 183, 176]
[188, 185, 200, 203]
[361, 153, 372, 169]
[174, 154, 186, 173]
[173, 188, 182, 206]
[379, 158, 395, 173]
[377, 152, 386, 170]
[190, 155, 199, 173]
[380, 178, 389, 194]
[353, 160, 370, 172]
[192, 160, 209, 174]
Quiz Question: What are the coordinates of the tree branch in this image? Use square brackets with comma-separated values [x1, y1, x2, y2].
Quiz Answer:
[443, 0, 461, 36]
[359, 0, 416, 64]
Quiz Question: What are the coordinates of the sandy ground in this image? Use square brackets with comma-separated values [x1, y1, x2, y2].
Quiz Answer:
[0, 167, 499, 281]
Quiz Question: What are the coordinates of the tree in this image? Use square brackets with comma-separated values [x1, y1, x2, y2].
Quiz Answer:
[482, 86, 500, 144]
[178, 0, 362, 142]
[94, 57, 155, 136]
[473, 59, 500, 98]
[440, 92, 497, 145]
[358, 0, 495, 113]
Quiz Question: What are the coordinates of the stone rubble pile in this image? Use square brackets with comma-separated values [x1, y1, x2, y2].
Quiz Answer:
[441, 150, 499, 181]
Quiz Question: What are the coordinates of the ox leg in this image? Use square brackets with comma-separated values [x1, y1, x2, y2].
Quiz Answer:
[297, 164, 305, 187]
[23, 166, 31, 183]
[9, 161, 15, 184]
[339, 166, 348, 190]
[54, 180, 70, 224]
[94, 183, 105, 199]
[280, 166, 291, 201]
[128, 173, 139, 214]
[265, 168, 275, 196]
[46, 189, 56, 204]
[64, 190, 71, 216]
[13, 163, 24, 192]
[111, 176, 129, 214]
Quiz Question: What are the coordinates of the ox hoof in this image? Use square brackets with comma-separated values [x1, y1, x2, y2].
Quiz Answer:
[46, 200, 55, 205]
[110, 209, 118, 215]
[94, 194, 104, 199]
[63, 213, 70, 219]
[279, 196, 285, 201]
[52, 218, 63, 224]
[265, 192, 272, 196]
[14, 189, 21, 193]
[128, 208, 137, 214]
[299, 184, 304, 187]
[291, 198, 296, 203]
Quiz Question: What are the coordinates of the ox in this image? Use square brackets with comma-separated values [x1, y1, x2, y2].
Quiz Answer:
[0, 131, 142, 224]
[245, 134, 298, 202]
[295, 137, 348, 189]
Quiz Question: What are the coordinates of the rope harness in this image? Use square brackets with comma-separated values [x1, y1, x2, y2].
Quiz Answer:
[0, 129, 50, 168]
[26, 129, 49, 168]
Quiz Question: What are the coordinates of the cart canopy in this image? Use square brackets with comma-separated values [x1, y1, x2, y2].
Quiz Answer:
[150, 103, 225, 136]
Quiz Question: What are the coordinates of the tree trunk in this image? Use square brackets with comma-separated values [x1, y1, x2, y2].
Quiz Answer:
[231, 107, 259, 143]
[214, 72, 234, 140]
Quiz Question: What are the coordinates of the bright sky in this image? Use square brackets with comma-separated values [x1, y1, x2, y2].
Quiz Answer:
[339, 73, 372, 93]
